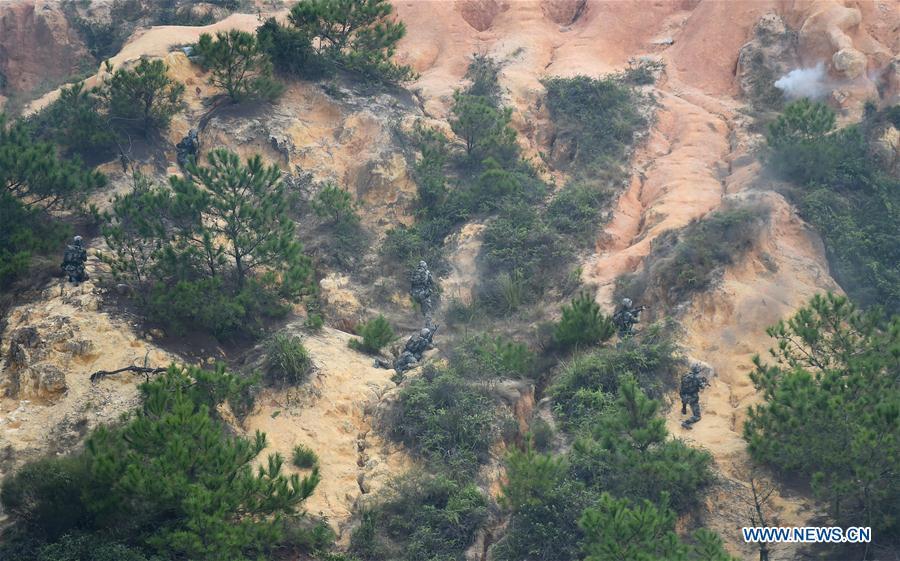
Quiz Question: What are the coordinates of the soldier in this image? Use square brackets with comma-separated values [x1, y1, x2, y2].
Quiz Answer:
[680, 364, 710, 429]
[613, 298, 645, 338]
[176, 128, 200, 169]
[410, 260, 436, 317]
[61, 236, 88, 284]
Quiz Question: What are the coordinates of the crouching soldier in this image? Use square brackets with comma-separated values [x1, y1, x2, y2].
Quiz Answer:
[61, 236, 88, 284]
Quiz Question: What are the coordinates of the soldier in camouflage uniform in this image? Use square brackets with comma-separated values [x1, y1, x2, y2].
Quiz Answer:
[176, 128, 200, 169]
[410, 260, 436, 317]
[61, 236, 88, 284]
[613, 298, 644, 338]
[680, 364, 710, 429]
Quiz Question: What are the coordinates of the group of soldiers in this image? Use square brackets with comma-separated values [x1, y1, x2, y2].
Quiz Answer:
[375, 260, 438, 376]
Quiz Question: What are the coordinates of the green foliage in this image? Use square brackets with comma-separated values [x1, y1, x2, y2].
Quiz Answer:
[464, 53, 503, 105]
[257, 17, 326, 79]
[551, 323, 680, 432]
[765, 103, 900, 313]
[379, 224, 447, 273]
[349, 315, 395, 354]
[745, 293, 900, 538]
[266, 333, 313, 386]
[292, 444, 319, 469]
[1, 113, 107, 212]
[479, 201, 569, 305]
[618, 205, 767, 308]
[286, 0, 414, 83]
[542, 75, 646, 173]
[389, 367, 496, 476]
[569, 378, 714, 511]
[412, 124, 451, 219]
[349, 472, 487, 561]
[450, 92, 518, 166]
[195, 30, 284, 102]
[312, 183, 358, 225]
[28, 82, 117, 161]
[547, 181, 610, 240]
[553, 292, 615, 351]
[0, 193, 69, 289]
[0, 365, 320, 561]
[492, 446, 588, 561]
[450, 333, 536, 380]
[580, 493, 735, 561]
[102, 151, 314, 339]
[101, 58, 185, 136]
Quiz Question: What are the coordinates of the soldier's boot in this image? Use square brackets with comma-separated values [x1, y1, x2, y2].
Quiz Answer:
[681, 401, 701, 429]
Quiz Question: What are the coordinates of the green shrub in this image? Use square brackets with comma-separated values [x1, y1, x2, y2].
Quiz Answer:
[286, 0, 414, 84]
[464, 53, 503, 105]
[257, 17, 326, 79]
[349, 315, 395, 354]
[194, 30, 284, 102]
[101, 58, 185, 136]
[388, 367, 496, 476]
[292, 444, 319, 469]
[0, 194, 69, 290]
[349, 472, 487, 561]
[542, 75, 646, 173]
[745, 293, 900, 538]
[617, 205, 767, 308]
[551, 323, 680, 433]
[580, 493, 735, 561]
[492, 446, 588, 561]
[266, 333, 313, 386]
[450, 333, 536, 380]
[0, 365, 320, 561]
[529, 417, 555, 452]
[310, 184, 368, 270]
[553, 292, 615, 351]
[380, 224, 447, 274]
[312, 183, 358, 225]
[547, 182, 610, 239]
[449, 92, 518, 166]
[28, 83, 117, 162]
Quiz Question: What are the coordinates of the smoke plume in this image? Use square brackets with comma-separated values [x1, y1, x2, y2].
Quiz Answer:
[774, 62, 830, 100]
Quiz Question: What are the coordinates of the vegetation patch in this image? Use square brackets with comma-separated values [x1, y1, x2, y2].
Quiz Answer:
[266, 333, 313, 386]
[349, 472, 487, 561]
[349, 315, 396, 355]
[765, 100, 900, 313]
[616, 205, 768, 308]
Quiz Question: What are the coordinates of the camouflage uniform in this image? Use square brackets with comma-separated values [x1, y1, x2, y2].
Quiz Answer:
[410, 261, 436, 317]
[176, 128, 200, 169]
[613, 298, 642, 337]
[680, 365, 709, 428]
[61, 236, 88, 283]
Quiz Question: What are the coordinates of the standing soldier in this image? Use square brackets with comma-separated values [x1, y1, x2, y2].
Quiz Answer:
[410, 260, 436, 317]
[61, 236, 88, 284]
[613, 298, 644, 338]
[680, 364, 710, 429]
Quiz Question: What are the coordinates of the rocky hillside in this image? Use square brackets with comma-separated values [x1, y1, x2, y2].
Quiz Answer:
[1, 1, 898, 560]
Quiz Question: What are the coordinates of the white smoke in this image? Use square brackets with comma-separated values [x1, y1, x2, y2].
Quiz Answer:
[774, 62, 830, 100]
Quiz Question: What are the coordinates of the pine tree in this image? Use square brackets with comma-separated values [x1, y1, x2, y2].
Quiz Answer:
[1, 113, 107, 212]
[580, 493, 735, 561]
[449, 92, 517, 163]
[30, 82, 117, 160]
[194, 30, 284, 102]
[102, 58, 185, 135]
[553, 292, 616, 350]
[311, 183, 358, 226]
[745, 293, 900, 536]
[287, 0, 414, 83]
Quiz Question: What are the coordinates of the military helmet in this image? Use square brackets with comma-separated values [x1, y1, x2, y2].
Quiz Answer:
[419, 260, 428, 268]
[73, 235, 83, 245]
[690, 364, 702, 374]
[420, 328, 431, 337]
[622, 298, 633, 308]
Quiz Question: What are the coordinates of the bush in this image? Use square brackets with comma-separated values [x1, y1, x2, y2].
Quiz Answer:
[492, 446, 588, 561]
[102, 150, 314, 340]
[257, 17, 326, 79]
[101, 58, 185, 136]
[553, 292, 615, 351]
[0, 194, 69, 289]
[0, 365, 320, 561]
[286, 0, 414, 84]
[266, 333, 313, 386]
[580, 493, 735, 561]
[542, 75, 646, 173]
[292, 444, 319, 469]
[745, 293, 900, 539]
[28, 83, 117, 162]
[449, 92, 518, 166]
[547, 182, 610, 240]
[617, 205, 767, 308]
[380, 224, 447, 274]
[349, 315, 395, 354]
[194, 30, 284, 102]
[551, 323, 680, 433]
[350, 472, 487, 561]
[388, 367, 496, 476]
[450, 333, 536, 380]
